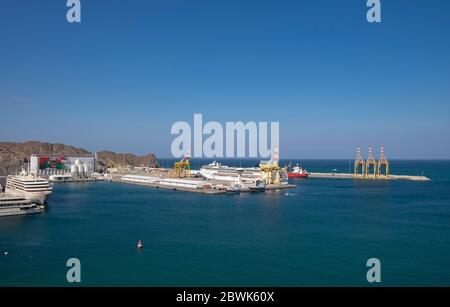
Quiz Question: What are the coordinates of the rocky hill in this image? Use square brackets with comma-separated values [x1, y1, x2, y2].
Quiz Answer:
[96, 151, 159, 169]
[0, 141, 159, 176]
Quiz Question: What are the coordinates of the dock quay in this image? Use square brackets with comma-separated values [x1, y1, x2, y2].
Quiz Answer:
[111, 175, 295, 194]
[113, 177, 226, 194]
[309, 172, 430, 181]
[49, 177, 109, 183]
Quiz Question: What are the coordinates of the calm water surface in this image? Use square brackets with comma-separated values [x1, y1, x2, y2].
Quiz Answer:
[1, 160, 450, 286]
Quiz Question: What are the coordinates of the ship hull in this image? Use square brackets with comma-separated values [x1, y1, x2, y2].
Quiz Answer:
[4, 189, 50, 204]
[287, 173, 309, 179]
[0, 207, 41, 217]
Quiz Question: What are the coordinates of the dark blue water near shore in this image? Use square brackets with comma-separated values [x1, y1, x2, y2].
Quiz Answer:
[1, 160, 450, 286]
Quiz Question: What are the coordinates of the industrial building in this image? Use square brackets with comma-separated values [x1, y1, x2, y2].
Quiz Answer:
[29, 154, 96, 177]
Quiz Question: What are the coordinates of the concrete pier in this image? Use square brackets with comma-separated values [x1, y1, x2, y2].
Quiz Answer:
[309, 172, 430, 181]
[113, 177, 227, 194]
[111, 176, 295, 194]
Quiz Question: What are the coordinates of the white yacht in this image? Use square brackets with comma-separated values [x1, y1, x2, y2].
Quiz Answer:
[0, 193, 41, 217]
[5, 171, 52, 204]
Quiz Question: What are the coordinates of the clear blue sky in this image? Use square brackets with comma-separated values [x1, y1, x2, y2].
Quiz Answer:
[0, 0, 449, 159]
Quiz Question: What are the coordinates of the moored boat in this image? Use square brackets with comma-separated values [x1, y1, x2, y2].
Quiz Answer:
[226, 183, 242, 193]
[287, 163, 309, 179]
[0, 193, 42, 217]
[199, 161, 261, 183]
[248, 180, 266, 192]
[5, 171, 53, 204]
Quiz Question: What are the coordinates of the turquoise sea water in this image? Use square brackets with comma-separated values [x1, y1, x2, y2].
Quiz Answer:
[1, 160, 450, 286]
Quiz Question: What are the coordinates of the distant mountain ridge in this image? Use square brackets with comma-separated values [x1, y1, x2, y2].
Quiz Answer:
[96, 150, 159, 168]
[0, 141, 159, 176]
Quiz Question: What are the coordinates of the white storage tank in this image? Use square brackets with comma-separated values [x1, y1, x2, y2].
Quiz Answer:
[71, 164, 78, 174]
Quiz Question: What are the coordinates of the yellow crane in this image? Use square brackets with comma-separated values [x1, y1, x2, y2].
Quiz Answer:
[377, 145, 389, 178]
[354, 146, 365, 176]
[171, 152, 191, 178]
[260, 162, 282, 185]
[260, 147, 283, 184]
[365, 146, 377, 177]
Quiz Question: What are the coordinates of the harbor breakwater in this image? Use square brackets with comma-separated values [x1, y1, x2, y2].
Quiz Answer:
[309, 172, 430, 181]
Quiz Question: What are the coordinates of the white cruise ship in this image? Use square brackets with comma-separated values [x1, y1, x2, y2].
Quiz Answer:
[199, 161, 289, 185]
[0, 193, 41, 217]
[5, 171, 52, 204]
[198, 161, 262, 183]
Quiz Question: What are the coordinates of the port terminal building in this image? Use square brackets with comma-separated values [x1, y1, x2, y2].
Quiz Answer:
[29, 154, 96, 177]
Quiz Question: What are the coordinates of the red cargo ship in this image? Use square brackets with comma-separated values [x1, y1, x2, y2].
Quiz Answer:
[287, 163, 309, 179]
